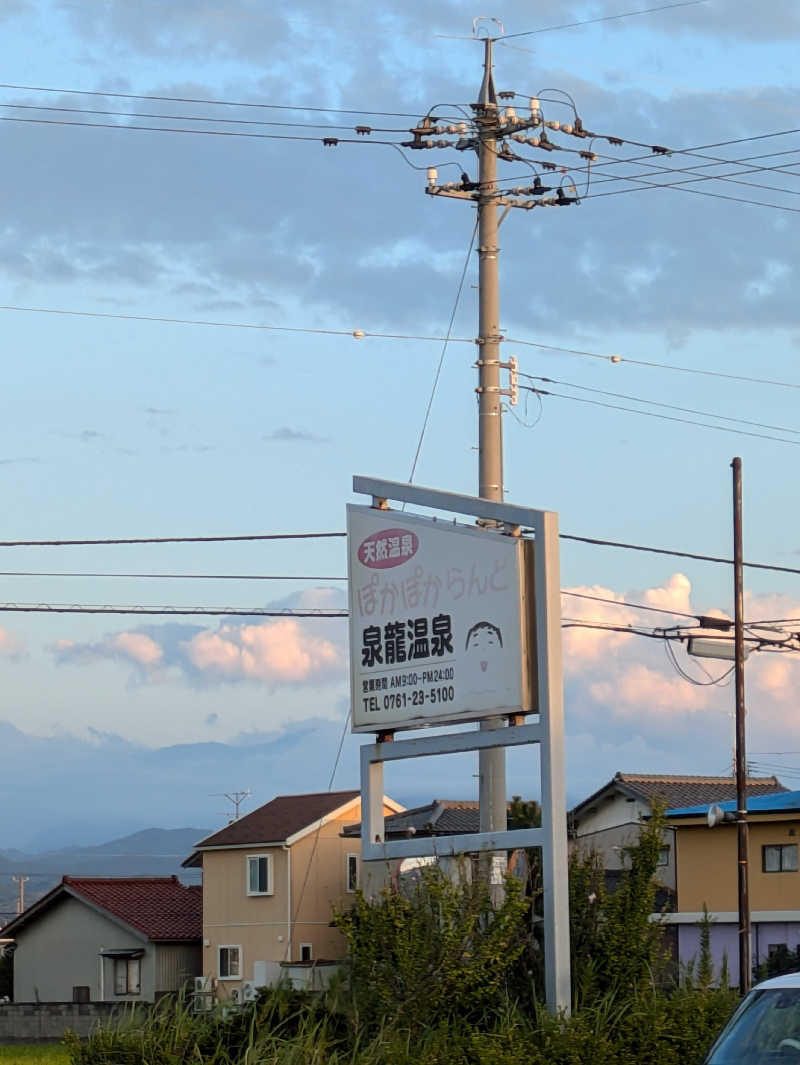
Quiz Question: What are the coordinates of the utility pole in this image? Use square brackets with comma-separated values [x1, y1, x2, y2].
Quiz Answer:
[11, 875, 28, 916]
[474, 35, 507, 859]
[732, 457, 751, 994]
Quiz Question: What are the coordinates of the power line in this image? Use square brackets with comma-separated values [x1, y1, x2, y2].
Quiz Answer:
[5, 302, 800, 395]
[0, 304, 472, 343]
[0, 570, 346, 580]
[499, 0, 709, 38]
[408, 221, 477, 483]
[521, 384, 800, 447]
[0, 604, 348, 617]
[0, 532, 346, 547]
[520, 372, 800, 437]
[561, 589, 699, 621]
[0, 82, 437, 121]
[0, 113, 410, 147]
[0, 100, 408, 134]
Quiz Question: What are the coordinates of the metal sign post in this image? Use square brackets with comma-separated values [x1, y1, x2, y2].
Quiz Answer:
[349, 475, 571, 1015]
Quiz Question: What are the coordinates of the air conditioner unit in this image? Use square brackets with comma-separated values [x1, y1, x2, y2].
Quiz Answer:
[241, 981, 259, 1003]
[229, 987, 241, 1005]
[194, 976, 209, 993]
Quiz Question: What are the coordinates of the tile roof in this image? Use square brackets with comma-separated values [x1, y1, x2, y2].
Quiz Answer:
[65, 876, 201, 940]
[194, 790, 361, 849]
[667, 788, 800, 818]
[2, 876, 201, 941]
[344, 800, 482, 838]
[572, 772, 786, 819]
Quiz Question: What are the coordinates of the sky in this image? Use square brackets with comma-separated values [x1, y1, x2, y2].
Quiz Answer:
[1, 0, 800, 850]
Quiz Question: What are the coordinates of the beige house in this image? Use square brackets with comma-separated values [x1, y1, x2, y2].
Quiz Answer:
[184, 789, 402, 993]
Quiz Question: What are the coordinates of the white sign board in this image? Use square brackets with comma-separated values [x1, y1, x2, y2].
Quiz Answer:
[348, 504, 531, 733]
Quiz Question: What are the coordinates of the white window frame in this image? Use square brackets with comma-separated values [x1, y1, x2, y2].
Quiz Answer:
[299, 943, 313, 962]
[218, 944, 242, 980]
[657, 845, 670, 867]
[246, 854, 273, 896]
[346, 852, 359, 893]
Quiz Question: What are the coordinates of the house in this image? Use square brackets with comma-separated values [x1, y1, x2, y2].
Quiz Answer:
[569, 772, 786, 895]
[183, 789, 403, 993]
[664, 789, 800, 984]
[1, 875, 201, 1002]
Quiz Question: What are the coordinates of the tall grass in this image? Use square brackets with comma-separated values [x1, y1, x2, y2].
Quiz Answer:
[63, 981, 737, 1065]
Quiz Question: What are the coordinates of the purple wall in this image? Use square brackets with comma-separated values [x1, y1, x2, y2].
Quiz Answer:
[678, 921, 800, 986]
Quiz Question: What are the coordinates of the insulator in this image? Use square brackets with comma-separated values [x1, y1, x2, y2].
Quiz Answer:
[511, 132, 525, 142]
[527, 136, 540, 147]
[545, 120, 561, 131]
[426, 167, 438, 186]
[458, 122, 468, 133]
[561, 124, 574, 135]
[529, 97, 540, 114]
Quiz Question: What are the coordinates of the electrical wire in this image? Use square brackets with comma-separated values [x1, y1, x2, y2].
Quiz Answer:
[0, 304, 474, 343]
[0, 532, 346, 547]
[0, 570, 346, 581]
[0, 82, 437, 121]
[4, 303, 800, 395]
[521, 384, 800, 447]
[408, 221, 477, 484]
[0, 604, 348, 617]
[663, 636, 734, 686]
[519, 372, 800, 437]
[498, 0, 709, 38]
[0, 100, 409, 134]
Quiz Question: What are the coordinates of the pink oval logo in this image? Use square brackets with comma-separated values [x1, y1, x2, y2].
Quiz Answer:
[358, 528, 419, 569]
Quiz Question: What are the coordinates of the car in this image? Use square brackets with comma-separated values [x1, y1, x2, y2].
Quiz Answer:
[705, 972, 800, 1062]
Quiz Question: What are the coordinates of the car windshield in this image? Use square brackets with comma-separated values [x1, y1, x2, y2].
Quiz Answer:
[707, 988, 800, 1063]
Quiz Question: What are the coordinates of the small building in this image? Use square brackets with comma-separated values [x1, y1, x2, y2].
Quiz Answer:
[665, 789, 800, 983]
[184, 789, 403, 994]
[569, 772, 785, 895]
[1, 875, 201, 1002]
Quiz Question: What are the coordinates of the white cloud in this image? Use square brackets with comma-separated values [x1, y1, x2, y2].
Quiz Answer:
[183, 618, 342, 684]
[0, 626, 23, 658]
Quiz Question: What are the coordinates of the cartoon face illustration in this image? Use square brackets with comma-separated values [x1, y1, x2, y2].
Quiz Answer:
[465, 621, 503, 672]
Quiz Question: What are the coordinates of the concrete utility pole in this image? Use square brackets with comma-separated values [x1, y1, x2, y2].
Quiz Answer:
[474, 36, 507, 853]
[11, 875, 28, 916]
[732, 457, 751, 994]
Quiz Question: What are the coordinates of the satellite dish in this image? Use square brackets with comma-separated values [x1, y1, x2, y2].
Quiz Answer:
[708, 803, 724, 828]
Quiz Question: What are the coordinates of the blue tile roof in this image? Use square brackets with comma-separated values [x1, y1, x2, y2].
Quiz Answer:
[667, 789, 800, 818]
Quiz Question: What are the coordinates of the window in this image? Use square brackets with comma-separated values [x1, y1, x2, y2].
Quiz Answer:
[218, 945, 241, 980]
[763, 844, 799, 872]
[113, 957, 141, 996]
[657, 846, 670, 867]
[346, 853, 359, 893]
[769, 943, 789, 957]
[300, 943, 313, 962]
[247, 855, 272, 895]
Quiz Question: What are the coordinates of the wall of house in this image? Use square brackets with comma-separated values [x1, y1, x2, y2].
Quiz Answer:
[675, 918, 800, 987]
[12, 895, 153, 1002]
[155, 942, 202, 994]
[572, 822, 677, 891]
[676, 817, 800, 911]
[574, 793, 650, 835]
[201, 800, 395, 993]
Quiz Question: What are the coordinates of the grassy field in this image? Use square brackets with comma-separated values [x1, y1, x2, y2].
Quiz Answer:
[0, 1046, 68, 1064]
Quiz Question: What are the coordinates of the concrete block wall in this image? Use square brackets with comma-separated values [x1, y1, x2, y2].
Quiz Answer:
[0, 1001, 126, 1043]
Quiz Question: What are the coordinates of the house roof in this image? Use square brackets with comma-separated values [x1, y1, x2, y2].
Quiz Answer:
[667, 789, 800, 819]
[343, 799, 483, 839]
[571, 772, 786, 821]
[192, 790, 362, 850]
[2, 876, 201, 942]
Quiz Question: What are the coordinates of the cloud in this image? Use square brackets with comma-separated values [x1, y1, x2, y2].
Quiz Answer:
[49, 588, 347, 689]
[0, 626, 23, 658]
[184, 618, 341, 684]
[264, 426, 326, 443]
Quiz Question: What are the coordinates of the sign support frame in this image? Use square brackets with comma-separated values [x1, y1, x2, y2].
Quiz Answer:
[352, 475, 571, 1015]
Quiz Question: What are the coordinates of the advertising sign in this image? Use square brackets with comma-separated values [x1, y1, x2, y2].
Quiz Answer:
[348, 504, 532, 732]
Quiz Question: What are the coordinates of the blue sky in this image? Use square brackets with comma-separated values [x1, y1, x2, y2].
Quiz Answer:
[1, 0, 800, 848]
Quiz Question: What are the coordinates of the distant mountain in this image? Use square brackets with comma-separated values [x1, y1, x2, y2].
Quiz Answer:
[0, 827, 209, 926]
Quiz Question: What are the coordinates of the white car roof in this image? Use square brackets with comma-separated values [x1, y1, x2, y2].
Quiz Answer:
[753, 971, 800, 991]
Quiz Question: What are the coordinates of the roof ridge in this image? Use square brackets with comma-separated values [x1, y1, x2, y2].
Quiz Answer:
[618, 773, 778, 783]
